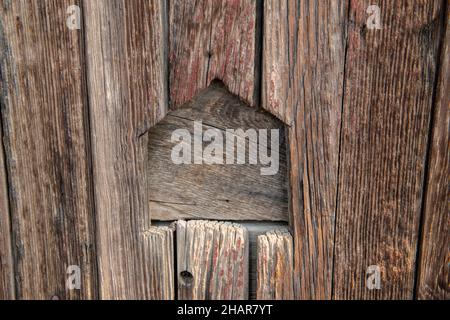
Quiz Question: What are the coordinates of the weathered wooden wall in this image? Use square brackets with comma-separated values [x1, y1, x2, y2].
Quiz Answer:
[263, 0, 448, 300]
[0, 0, 448, 300]
[0, 0, 98, 299]
[83, 0, 168, 299]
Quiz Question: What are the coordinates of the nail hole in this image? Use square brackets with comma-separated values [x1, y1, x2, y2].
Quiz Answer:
[180, 270, 194, 287]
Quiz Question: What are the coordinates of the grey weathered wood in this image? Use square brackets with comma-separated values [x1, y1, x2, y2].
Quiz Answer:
[333, 0, 445, 299]
[84, 0, 168, 299]
[0, 0, 98, 299]
[142, 226, 175, 300]
[177, 220, 249, 300]
[263, 0, 348, 299]
[148, 83, 288, 222]
[256, 230, 294, 300]
[416, 6, 450, 300]
[169, 0, 261, 108]
[0, 118, 13, 300]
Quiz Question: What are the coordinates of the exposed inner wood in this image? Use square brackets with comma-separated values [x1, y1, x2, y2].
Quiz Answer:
[154, 220, 289, 300]
[256, 229, 294, 300]
[177, 220, 249, 300]
[142, 226, 175, 300]
[148, 83, 288, 222]
[245, 222, 290, 300]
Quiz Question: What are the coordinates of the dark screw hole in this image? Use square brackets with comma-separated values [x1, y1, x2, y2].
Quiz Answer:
[180, 270, 194, 287]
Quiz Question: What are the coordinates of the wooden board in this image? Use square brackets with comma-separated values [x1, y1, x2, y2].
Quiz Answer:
[416, 7, 449, 300]
[83, 0, 168, 299]
[256, 229, 294, 300]
[142, 226, 175, 300]
[148, 83, 288, 222]
[154, 220, 288, 300]
[0, 0, 97, 299]
[169, 0, 261, 108]
[244, 222, 289, 300]
[263, 0, 348, 299]
[177, 220, 249, 300]
[0, 118, 13, 300]
[333, 0, 445, 300]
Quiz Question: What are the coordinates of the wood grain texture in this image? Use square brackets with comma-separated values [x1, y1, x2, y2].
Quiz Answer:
[84, 0, 168, 299]
[256, 230, 294, 300]
[244, 222, 288, 300]
[143, 226, 175, 300]
[169, 0, 260, 109]
[263, 0, 348, 299]
[0, 117, 13, 299]
[416, 6, 449, 300]
[0, 0, 97, 299]
[333, 0, 445, 300]
[148, 83, 288, 222]
[177, 220, 249, 300]
[155, 220, 288, 300]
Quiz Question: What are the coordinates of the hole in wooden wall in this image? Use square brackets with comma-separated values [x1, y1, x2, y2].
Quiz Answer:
[147, 81, 289, 223]
[179, 270, 194, 287]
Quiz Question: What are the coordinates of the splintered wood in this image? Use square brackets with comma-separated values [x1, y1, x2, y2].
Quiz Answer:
[256, 230, 294, 300]
[142, 227, 175, 300]
[177, 221, 249, 300]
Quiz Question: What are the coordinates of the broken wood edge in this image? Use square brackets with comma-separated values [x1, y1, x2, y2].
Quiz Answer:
[176, 220, 249, 300]
[256, 229, 294, 300]
[142, 225, 175, 300]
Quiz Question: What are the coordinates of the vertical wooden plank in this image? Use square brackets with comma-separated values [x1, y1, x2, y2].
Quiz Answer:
[0, 119, 14, 299]
[244, 222, 288, 300]
[143, 226, 175, 300]
[416, 6, 449, 300]
[169, 0, 260, 108]
[177, 220, 249, 300]
[0, 0, 97, 299]
[263, 0, 348, 299]
[256, 230, 294, 300]
[333, 0, 445, 299]
[84, 0, 168, 299]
